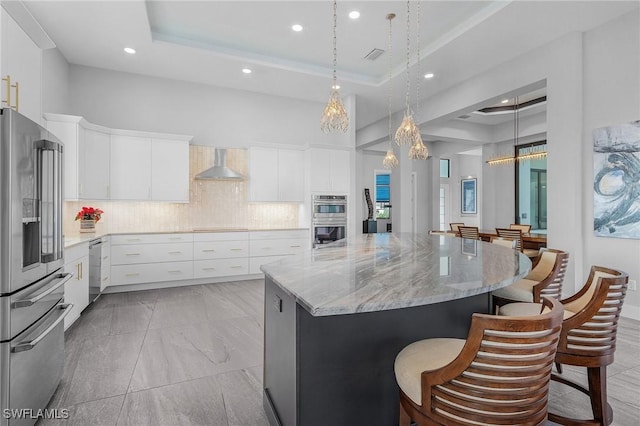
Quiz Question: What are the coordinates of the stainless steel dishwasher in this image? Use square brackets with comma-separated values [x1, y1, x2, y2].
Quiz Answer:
[88, 238, 103, 302]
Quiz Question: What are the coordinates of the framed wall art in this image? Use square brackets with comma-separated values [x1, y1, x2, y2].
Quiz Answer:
[593, 120, 640, 239]
[461, 178, 477, 215]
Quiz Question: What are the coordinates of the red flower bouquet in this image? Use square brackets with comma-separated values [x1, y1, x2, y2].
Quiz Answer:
[74, 206, 104, 222]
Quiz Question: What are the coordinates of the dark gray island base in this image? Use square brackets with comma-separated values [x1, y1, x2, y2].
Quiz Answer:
[260, 233, 531, 426]
[263, 276, 490, 426]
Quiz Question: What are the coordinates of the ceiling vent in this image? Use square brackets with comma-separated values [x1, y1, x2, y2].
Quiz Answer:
[364, 48, 385, 61]
[458, 114, 471, 119]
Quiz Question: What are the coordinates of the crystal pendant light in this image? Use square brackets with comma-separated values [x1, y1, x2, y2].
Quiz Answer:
[383, 13, 398, 169]
[320, 0, 349, 133]
[408, 0, 428, 160]
[394, 0, 419, 146]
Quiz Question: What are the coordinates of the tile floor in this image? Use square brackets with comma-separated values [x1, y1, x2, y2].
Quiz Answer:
[39, 279, 639, 426]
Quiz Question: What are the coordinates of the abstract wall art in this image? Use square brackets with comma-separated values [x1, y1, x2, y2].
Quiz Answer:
[461, 178, 477, 215]
[593, 120, 640, 239]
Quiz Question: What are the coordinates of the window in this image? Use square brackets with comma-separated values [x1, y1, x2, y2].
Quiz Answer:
[440, 159, 450, 178]
[439, 187, 446, 231]
[516, 142, 547, 231]
[375, 174, 390, 219]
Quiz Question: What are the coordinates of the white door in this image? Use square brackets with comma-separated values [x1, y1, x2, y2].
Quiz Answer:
[440, 184, 451, 231]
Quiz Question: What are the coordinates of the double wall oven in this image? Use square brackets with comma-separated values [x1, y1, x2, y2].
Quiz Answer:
[0, 109, 72, 426]
[312, 195, 347, 248]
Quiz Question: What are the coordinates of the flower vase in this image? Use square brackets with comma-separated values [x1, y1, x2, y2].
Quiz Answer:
[80, 219, 96, 233]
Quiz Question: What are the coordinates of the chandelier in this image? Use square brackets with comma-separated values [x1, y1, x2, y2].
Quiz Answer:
[394, 0, 420, 146]
[408, 0, 428, 160]
[383, 13, 398, 169]
[320, 0, 349, 133]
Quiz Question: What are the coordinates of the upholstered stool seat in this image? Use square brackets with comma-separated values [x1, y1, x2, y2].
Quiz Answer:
[394, 338, 465, 405]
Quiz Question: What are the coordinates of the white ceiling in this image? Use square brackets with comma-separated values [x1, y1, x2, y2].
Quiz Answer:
[22, 0, 639, 130]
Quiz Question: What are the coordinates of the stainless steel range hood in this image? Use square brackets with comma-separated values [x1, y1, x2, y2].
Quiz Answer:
[195, 148, 244, 180]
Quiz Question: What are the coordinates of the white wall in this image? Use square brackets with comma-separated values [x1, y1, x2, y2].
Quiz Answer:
[582, 10, 640, 319]
[68, 65, 350, 149]
[450, 154, 483, 227]
[482, 140, 516, 230]
[41, 48, 70, 114]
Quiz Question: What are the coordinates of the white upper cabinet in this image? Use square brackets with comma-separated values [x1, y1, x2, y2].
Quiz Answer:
[249, 147, 304, 202]
[46, 114, 191, 202]
[80, 129, 110, 199]
[151, 138, 189, 202]
[1, 9, 42, 125]
[278, 149, 305, 202]
[308, 148, 350, 194]
[110, 135, 152, 201]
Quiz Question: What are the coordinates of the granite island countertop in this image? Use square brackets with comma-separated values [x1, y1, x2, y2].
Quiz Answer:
[261, 233, 531, 316]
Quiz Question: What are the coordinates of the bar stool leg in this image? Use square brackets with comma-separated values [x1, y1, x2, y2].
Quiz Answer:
[587, 366, 611, 425]
[399, 401, 412, 426]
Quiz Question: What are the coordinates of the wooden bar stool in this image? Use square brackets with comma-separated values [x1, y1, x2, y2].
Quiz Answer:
[394, 297, 564, 426]
[499, 266, 629, 426]
[493, 248, 569, 310]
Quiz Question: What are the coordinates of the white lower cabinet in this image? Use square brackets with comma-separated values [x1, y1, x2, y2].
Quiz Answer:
[111, 261, 193, 286]
[63, 242, 90, 329]
[193, 232, 249, 278]
[106, 230, 308, 288]
[249, 230, 309, 274]
[110, 233, 194, 286]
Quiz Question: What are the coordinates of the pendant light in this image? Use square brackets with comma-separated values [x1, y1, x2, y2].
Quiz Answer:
[320, 0, 349, 133]
[394, 0, 419, 146]
[486, 96, 519, 166]
[383, 13, 399, 169]
[408, 0, 428, 160]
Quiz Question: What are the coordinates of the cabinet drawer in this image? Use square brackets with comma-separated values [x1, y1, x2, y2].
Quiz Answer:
[249, 255, 291, 274]
[194, 241, 249, 260]
[249, 230, 308, 240]
[111, 233, 193, 245]
[111, 243, 193, 265]
[193, 232, 248, 242]
[193, 259, 249, 279]
[249, 238, 308, 256]
[111, 261, 193, 286]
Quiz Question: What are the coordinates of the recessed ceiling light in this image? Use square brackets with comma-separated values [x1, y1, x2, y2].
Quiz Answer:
[424, 73, 434, 79]
[124, 47, 136, 54]
[292, 24, 303, 32]
[501, 99, 509, 104]
[349, 11, 360, 19]
[242, 68, 252, 74]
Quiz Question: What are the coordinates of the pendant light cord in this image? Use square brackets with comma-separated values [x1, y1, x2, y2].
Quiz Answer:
[405, 0, 411, 111]
[388, 14, 394, 147]
[415, 0, 420, 116]
[332, 0, 338, 88]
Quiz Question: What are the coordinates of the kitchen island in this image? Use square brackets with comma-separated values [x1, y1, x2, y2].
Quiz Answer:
[261, 233, 531, 426]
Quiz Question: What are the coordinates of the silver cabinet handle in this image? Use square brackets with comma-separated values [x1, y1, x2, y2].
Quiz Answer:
[127, 238, 142, 242]
[231, 266, 243, 269]
[126, 253, 141, 256]
[102, 255, 109, 260]
[168, 270, 182, 274]
[12, 273, 72, 308]
[168, 251, 182, 254]
[202, 249, 216, 252]
[202, 267, 216, 271]
[261, 247, 273, 250]
[125, 273, 140, 277]
[102, 277, 109, 281]
[12, 304, 73, 353]
[230, 248, 243, 251]
[290, 245, 301, 248]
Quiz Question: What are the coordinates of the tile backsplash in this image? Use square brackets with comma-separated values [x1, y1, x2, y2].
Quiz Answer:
[64, 146, 302, 236]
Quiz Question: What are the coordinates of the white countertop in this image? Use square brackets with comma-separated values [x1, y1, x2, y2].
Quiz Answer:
[261, 233, 531, 317]
[64, 228, 309, 248]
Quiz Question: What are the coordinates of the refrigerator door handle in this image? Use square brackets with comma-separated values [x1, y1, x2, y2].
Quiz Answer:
[11, 303, 73, 353]
[12, 272, 72, 308]
[36, 139, 64, 264]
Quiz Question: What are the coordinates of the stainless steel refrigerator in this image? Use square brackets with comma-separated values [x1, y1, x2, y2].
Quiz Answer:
[0, 109, 72, 426]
